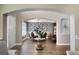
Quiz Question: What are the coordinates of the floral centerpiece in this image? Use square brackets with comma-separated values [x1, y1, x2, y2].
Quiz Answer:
[34, 25, 45, 38]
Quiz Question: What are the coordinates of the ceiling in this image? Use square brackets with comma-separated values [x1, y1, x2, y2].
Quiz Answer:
[16, 10, 69, 22]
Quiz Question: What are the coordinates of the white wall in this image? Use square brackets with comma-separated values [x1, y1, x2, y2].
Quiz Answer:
[57, 17, 70, 45]
[7, 15, 16, 49]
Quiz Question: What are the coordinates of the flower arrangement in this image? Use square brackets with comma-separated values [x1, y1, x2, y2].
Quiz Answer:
[34, 25, 45, 38]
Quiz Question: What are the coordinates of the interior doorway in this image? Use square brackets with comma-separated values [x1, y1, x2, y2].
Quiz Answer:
[22, 19, 57, 43]
[3, 8, 75, 54]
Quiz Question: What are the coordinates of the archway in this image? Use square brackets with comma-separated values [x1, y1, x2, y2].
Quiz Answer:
[3, 8, 75, 54]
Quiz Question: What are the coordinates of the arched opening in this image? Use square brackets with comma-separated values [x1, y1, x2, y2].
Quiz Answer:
[3, 8, 75, 55]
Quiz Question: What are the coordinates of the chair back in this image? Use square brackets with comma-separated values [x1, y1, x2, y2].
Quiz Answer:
[43, 32, 47, 38]
[31, 32, 34, 38]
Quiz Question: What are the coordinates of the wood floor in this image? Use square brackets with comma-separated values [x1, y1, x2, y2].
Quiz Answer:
[11, 39, 70, 55]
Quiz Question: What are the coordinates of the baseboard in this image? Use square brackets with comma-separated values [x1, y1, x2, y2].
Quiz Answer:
[56, 43, 70, 45]
[8, 50, 17, 55]
[66, 51, 79, 55]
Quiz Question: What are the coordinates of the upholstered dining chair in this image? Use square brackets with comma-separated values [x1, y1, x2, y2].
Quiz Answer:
[30, 32, 35, 40]
[30, 32, 38, 40]
[43, 32, 47, 39]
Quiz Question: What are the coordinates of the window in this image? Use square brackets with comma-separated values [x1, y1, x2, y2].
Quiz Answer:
[22, 22, 26, 36]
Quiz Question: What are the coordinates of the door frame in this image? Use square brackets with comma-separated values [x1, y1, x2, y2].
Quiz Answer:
[70, 15, 75, 51]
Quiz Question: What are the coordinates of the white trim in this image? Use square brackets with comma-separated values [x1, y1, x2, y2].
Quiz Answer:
[8, 50, 17, 55]
[66, 51, 79, 55]
[6, 8, 70, 15]
[57, 43, 70, 45]
[70, 15, 75, 51]
[56, 18, 60, 46]
[7, 15, 16, 49]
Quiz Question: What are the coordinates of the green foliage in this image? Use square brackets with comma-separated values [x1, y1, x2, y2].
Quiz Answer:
[34, 25, 45, 38]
